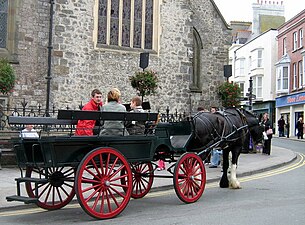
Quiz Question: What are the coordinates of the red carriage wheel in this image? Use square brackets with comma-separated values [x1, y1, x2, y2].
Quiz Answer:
[25, 166, 76, 210]
[173, 153, 206, 203]
[75, 147, 132, 220]
[121, 162, 154, 199]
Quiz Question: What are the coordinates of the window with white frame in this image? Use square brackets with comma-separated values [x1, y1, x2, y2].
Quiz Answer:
[283, 66, 289, 90]
[252, 76, 262, 98]
[257, 49, 262, 67]
[277, 68, 281, 90]
[299, 29, 303, 48]
[248, 56, 252, 70]
[238, 82, 244, 97]
[97, 0, 158, 50]
[293, 63, 297, 89]
[293, 32, 298, 51]
[251, 49, 263, 69]
[283, 37, 287, 55]
[235, 58, 245, 77]
[276, 66, 289, 92]
[299, 60, 303, 88]
[302, 56, 305, 86]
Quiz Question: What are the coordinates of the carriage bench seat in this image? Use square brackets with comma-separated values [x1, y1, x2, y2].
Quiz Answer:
[8, 116, 76, 126]
[57, 109, 159, 122]
[156, 120, 194, 149]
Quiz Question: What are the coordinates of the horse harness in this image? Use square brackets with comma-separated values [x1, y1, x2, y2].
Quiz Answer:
[191, 109, 249, 157]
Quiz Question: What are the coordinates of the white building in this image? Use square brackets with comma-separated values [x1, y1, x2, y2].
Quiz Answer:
[230, 29, 278, 124]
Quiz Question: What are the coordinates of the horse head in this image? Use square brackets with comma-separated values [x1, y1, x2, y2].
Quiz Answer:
[240, 109, 264, 144]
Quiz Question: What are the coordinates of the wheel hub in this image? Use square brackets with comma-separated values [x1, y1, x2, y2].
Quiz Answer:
[49, 171, 65, 187]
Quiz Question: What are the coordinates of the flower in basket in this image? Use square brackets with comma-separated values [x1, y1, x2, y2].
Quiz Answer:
[217, 81, 241, 108]
[129, 69, 158, 100]
[0, 58, 16, 95]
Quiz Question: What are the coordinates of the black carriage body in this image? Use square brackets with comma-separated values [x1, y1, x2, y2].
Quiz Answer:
[13, 135, 159, 167]
[7, 110, 201, 220]
[10, 110, 194, 168]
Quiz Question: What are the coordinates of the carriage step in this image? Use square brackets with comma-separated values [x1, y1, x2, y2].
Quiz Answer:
[6, 195, 38, 204]
[15, 177, 48, 183]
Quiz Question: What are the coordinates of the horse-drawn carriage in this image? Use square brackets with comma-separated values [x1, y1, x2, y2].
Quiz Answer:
[6, 108, 263, 219]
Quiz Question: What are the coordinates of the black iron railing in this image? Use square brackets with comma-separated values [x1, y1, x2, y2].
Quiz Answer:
[0, 102, 188, 131]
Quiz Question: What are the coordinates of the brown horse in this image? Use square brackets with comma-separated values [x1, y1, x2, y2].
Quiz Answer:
[187, 108, 264, 189]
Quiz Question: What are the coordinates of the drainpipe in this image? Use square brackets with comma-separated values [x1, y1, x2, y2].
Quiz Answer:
[45, 0, 54, 117]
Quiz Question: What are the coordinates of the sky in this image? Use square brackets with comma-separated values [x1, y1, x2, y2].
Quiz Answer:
[213, 0, 305, 23]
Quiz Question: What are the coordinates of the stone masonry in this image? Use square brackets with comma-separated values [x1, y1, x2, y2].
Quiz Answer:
[6, 0, 231, 113]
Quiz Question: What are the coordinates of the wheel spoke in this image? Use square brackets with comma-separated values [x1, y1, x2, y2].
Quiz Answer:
[76, 148, 132, 219]
[174, 153, 206, 203]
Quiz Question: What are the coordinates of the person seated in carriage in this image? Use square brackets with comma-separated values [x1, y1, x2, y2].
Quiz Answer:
[75, 89, 103, 136]
[100, 88, 129, 136]
[126, 96, 146, 135]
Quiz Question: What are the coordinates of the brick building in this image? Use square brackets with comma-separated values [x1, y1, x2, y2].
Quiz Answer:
[276, 9, 305, 137]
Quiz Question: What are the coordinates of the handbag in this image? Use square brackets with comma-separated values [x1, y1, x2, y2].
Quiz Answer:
[266, 128, 273, 135]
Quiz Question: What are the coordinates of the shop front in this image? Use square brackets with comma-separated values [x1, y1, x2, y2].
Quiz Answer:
[276, 92, 305, 137]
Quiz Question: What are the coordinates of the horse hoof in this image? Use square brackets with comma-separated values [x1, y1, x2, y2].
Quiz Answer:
[220, 180, 229, 188]
[229, 181, 241, 189]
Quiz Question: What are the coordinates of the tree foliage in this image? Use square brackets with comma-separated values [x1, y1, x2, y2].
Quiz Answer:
[217, 81, 241, 108]
[130, 70, 158, 99]
[0, 58, 16, 95]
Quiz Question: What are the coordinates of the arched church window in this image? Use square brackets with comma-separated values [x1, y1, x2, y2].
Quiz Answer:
[191, 27, 202, 92]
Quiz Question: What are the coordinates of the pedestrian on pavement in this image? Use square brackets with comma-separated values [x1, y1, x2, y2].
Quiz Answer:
[278, 115, 285, 137]
[209, 106, 220, 167]
[262, 113, 272, 155]
[75, 89, 103, 136]
[296, 117, 304, 139]
[209, 149, 222, 168]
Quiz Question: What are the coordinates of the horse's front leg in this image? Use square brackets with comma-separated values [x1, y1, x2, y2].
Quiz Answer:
[220, 149, 229, 188]
[229, 146, 241, 189]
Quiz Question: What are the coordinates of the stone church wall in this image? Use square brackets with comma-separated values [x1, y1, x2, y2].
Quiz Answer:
[8, 0, 231, 113]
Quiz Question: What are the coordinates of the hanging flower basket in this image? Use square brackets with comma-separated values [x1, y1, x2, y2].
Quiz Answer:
[129, 70, 158, 100]
[0, 58, 16, 95]
[217, 81, 241, 108]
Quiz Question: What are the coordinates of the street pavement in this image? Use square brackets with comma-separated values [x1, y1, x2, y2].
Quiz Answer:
[0, 137, 298, 210]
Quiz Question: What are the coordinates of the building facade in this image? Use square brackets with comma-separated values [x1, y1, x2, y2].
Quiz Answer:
[230, 29, 278, 124]
[0, 0, 231, 114]
[276, 9, 305, 137]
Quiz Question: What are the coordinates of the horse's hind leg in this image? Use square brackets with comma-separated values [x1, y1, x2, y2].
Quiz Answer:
[220, 150, 229, 188]
[229, 146, 241, 189]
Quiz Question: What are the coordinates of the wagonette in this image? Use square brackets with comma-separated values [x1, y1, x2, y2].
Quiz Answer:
[6, 108, 263, 219]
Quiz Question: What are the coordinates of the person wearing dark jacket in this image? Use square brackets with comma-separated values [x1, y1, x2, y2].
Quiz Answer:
[262, 113, 272, 155]
[296, 117, 304, 139]
[278, 115, 285, 137]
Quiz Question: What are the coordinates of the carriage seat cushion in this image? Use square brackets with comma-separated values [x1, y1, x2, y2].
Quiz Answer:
[170, 135, 192, 149]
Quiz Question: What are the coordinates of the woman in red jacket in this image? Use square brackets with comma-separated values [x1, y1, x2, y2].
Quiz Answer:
[75, 89, 103, 136]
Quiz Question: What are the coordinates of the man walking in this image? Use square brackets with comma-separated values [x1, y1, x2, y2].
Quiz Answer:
[277, 116, 285, 137]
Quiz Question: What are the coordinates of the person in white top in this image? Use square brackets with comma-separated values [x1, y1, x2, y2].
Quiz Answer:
[21, 124, 39, 138]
